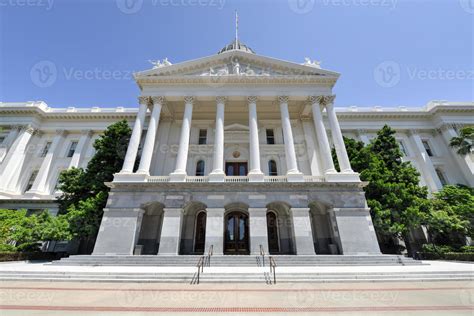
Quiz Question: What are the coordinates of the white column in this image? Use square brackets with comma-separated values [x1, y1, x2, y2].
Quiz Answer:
[325, 96, 354, 173]
[249, 208, 268, 255]
[0, 126, 36, 192]
[310, 96, 336, 175]
[68, 130, 92, 169]
[278, 96, 303, 182]
[158, 208, 183, 255]
[0, 126, 21, 162]
[170, 96, 194, 182]
[209, 96, 226, 182]
[248, 96, 264, 181]
[439, 125, 474, 187]
[409, 131, 443, 192]
[28, 130, 66, 194]
[120, 96, 149, 174]
[205, 208, 225, 255]
[291, 208, 315, 255]
[137, 96, 164, 175]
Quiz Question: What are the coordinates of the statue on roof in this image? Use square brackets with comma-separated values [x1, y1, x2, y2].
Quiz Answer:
[149, 58, 173, 69]
[303, 57, 321, 69]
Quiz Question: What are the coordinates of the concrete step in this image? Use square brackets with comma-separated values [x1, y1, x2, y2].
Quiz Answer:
[52, 254, 423, 267]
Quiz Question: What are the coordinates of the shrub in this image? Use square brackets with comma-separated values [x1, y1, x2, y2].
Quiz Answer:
[460, 245, 474, 253]
[421, 244, 454, 254]
[443, 252, 474, 261]
[0, 252, 68, 262]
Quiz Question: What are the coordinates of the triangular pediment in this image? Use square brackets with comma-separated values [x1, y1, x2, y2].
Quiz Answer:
[134, 50, 339, 80]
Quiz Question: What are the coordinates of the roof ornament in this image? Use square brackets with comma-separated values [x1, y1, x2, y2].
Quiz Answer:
[149, 58, 172, 69]
[303, 57, 321, 69]
[235, 10, 239, 45]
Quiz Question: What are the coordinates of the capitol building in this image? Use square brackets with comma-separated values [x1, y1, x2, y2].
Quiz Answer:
[0, 39, 473, 257]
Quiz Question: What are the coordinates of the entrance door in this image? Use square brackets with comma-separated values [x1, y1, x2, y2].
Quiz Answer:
[224, 211, 249, 254]
[225, 162, 248, 176]
[194, 212, 206, 254]
[267, 212, 280, 254]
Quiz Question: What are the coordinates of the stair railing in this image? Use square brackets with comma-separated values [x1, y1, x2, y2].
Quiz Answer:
[269, 256, 277, 284]
[259, 244, 265, 267]
[207, 244, 213, 267]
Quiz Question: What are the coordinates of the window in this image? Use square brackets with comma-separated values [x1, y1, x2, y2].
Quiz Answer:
[67, 141, 78, 158]
[198, 129, 207, 145]
[0, 136, 5, 144]
[195, 160, 205, 176]
[41, 142, 52, 157]
[435, 168, 448, 186]
[25, 170, 38, 192]
[266, 129, 275, 145]
[268, 160, 278, 176]
[422, 140, 433, 157]
[398, 140, 408, 156]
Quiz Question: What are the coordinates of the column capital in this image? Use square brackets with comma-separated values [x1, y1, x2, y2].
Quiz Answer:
[55, 129, 68, 136]
[278, 95, 289, 103]
[151, 96, 165, 106]
[184, 96, 195, 104]
[216, 96, 227, 104]
[81, 129, 94, 136]
[247, 96, 258, 104]
[138, 96, 151, 105]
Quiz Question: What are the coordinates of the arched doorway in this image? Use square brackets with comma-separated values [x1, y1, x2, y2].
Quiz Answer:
[266, 211, 280, 254]
[194, 211, 207, 253]
[224, 211, 249, 254]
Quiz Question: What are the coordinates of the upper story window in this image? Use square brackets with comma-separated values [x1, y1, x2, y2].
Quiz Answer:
[268, 160, 278, 176]
[435, 168, 448, 186]
[266, 129, 275, 145]
[195, 160, 205, 176]
[0, 136, 5, 144]
[422, 140, 433, 157]
[67, 141, 78, 158]
[398, 140, 408, 156]
[198, 129, 207, 145]
[40, 142, 52, 157]
[24, 170, 38, 192]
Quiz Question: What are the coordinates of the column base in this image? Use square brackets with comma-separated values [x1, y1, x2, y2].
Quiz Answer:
[248, 170, 264, 182]
[113, 172, 147, 183]
[286, 171, 304, 182]
[208, 171, 225, 182]
[325, 172, 360, 182]
[169, 171, 187, 182]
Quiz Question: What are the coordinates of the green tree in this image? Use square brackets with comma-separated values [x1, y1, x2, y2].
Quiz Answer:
[449, 126, 473, 155]
[0, 209, 71, 252]
[57, 120, 132, 253]
[337, 126, 429, 253]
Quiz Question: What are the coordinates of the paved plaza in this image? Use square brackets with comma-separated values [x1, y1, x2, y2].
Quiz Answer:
[1, 280, 473, 315]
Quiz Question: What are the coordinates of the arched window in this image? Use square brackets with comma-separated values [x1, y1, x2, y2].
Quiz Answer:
[268, 160, 278, 176]
[195, 160, 205, 176]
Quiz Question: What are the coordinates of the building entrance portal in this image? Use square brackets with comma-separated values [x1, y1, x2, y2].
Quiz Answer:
[224, 211, 250, 255]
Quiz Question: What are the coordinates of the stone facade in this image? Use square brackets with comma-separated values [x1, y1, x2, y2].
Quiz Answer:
[0, 41, 473, 256]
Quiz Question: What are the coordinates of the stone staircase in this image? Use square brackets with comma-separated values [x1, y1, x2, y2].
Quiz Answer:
[51, 254, 423, 267]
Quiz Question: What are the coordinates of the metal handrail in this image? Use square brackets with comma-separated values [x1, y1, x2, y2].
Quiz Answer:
[207, 245, 213, 267]
[269, 256, 277, 284]
[195, 256, 205, 284]
[259, 244, 265, 267]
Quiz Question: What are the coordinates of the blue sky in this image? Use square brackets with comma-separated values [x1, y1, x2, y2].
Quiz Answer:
[0, 0, 473, 108]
